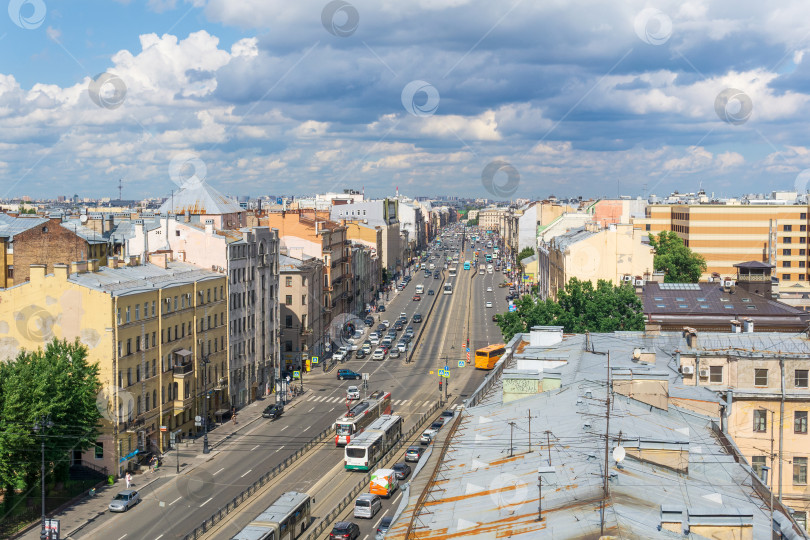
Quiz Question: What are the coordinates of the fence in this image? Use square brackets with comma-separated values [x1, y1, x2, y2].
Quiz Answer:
[182, 423, 335, 540]
[304, 400, 442, 539]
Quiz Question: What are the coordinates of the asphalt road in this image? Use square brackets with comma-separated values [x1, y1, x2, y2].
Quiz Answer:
[73, 229, 511, 540]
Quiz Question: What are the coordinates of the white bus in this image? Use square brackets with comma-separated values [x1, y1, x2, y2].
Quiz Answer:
[231, 491, 311, 540]
[443, 283, 453, 295]
[344, 415, 402, 471]
[335, 391, 392, 446]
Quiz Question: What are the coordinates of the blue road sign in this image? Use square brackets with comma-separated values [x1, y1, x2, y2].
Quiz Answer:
[458, 360, 465, 367]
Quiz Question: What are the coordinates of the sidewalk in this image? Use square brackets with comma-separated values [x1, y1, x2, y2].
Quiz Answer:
[16, 391, 313, 540]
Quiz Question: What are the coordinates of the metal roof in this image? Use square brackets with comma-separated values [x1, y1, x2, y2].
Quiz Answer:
[0, 214, 48, 238]
[68, 260, 222, 296]
[158, 181, 242, 215]
[390, 331, 800, 539]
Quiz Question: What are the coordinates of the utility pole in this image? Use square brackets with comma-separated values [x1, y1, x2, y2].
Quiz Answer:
[508, 422, 516, 457]
[601, 352, 611, 537]
[528, 410, 532, 453]
[537, 475, 543, 522]
[545, 431, 552, 465]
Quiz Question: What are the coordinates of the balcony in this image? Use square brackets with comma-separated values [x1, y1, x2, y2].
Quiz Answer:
[301, 327, 313, 335]
[216, 377, 228, 390]
[171, 396, 194, 415]
[173, 362, 194, 378]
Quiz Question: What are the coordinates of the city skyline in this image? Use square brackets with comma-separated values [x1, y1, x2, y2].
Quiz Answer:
[3, 0, 810, 199]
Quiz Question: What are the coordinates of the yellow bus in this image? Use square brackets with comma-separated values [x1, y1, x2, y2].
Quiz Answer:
[475, 344, 506, 370]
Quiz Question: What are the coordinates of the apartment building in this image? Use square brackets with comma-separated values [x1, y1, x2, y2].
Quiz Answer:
[279, 253, 325, 369]
[0, 214, 111, 287]
[677, 330, 810, 526]
[0, 258, 227, 477]
[540, 222, 654, 299]
[330, 199, 401, 274]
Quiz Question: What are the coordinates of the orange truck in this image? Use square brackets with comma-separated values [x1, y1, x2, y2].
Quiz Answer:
[369, 468, 398, 498]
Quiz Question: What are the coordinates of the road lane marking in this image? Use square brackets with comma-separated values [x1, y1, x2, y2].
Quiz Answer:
[275, 445, 285, 452]
[303, 425, 311, 431]
[280, 426, 288, 432]
[118, 535, 127, 540]
[308, 406, 316, 412]
[307, 396, 315, 401]
[169, 496, 181, 506]
[200, 497, 213, 507]
[251, 444, 260, 451]
[213, 467, 224, 475]
[241, 469, 252, 478]
[154, 535, 164, 540]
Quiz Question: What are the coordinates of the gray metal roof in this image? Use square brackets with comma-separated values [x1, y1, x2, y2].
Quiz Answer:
[550, 226, 596, 251]
[68, 261, 221, 296]
[0, 214, 48, 238]
[158, 181, 242, 215]
[60, 219, 110, 244]
[394, 331, 802, 539]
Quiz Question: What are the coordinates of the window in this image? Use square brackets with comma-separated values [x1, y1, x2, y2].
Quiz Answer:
[802, 225, 808, 232]
[302, 295, 307, 305]
[797, 370, 809, 388]
[785, 225, 793, 232]
[285, 340, 293, 352]
[151, 301, 156, 316]
[784, 261, 792, 268]
[802, 249, 808, 256]
[645, 224, 651, 231]
[126, 306, 131, 323]
[784, 249, 792, 256]
[135, 305, 140, 320]
[783, 274, 791, 280]
[285, 315, 293, 328]
[795, 511, 807, 530]
[285, 276, 292, 287]
[784, 237, 792, 244]
[754, 409, 768, 432]
[709, 365, 722, 383]
[285, 295, 293, 306]
[803, 212, 808, 219]
[174, 296, 178, 310]
[126, 339, 132, 355]
[95, 442, 103, 459]
[135, 336, 141, 352]
[754, 369, 768, 386]
[795, 411, 808, 434]
[751, 455, 767, 482]
[117, 308, 122, 325]
[794, 457, 807, 485]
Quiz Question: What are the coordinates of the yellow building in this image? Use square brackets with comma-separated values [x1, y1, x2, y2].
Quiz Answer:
[542, 222, 654, 299]
[0, 257, 228, 477]
[678, 334, 810, 527]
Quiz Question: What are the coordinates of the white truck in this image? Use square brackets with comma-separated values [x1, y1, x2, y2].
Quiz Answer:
[415, 284, 424, 294]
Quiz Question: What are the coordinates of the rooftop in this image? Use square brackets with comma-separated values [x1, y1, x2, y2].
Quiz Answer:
[68, 260, 222, 296]
[158, 181, 242, 216]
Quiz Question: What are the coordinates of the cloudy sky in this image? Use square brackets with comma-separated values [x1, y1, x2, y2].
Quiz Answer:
[2, 0, 810, 200]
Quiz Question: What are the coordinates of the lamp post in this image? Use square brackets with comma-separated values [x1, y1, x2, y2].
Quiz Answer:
[200, 354, 210, 454]
[33, 414, 54, 540]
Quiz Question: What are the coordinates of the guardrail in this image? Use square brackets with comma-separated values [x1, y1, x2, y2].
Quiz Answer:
[463, 334, 519, 409]
[305, 400, 442, 539]
[182, 423, 335, 540]
[405, 269, 447, 365]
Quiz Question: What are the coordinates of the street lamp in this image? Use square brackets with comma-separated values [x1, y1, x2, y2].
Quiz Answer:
[33, 414, 54, 540]
[200, 354, 210, 454]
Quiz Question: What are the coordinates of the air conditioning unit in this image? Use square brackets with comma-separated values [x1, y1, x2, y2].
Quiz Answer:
[623, 274, 633, 282]
[723, 280, 734, 288]
[699, 369, 709, 378]
[681, 365, 694, 374]
[634, 278, 644, 286]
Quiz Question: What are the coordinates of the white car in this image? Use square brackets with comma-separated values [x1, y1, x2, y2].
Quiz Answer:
[486, 287, 493, 292]
[397, 342, 407, 352]
[369, 333, 380, 345]
[486, 301, 493, 308]
[333, 347, 348, 361]
[372, 349, 386, 360]
[380, 320, 390, 329]
[347, 385, 360, 400]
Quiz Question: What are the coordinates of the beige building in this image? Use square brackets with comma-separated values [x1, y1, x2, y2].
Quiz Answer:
[541, 222, 654, 299]
[278, 253, 325, 372]
[677, 330, 810, 526]
[0, 258, 228, 477]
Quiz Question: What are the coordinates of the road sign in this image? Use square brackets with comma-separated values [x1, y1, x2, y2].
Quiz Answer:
[438, 369, 450, 378]
[160, 425, 167, 432]
[293, 371, 301, 379]
[444, 365, 449, 371]
[311, 356, 319, 364]
[362, 372, 370, 380]
[458, 360, 465, 367]
[466, 347, 470, 352]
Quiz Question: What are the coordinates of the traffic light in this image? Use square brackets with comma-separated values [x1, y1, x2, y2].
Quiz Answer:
[439, 380, 443, 392]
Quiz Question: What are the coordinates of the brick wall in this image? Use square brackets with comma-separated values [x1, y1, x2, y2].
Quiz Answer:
[12, 218, 94, 283]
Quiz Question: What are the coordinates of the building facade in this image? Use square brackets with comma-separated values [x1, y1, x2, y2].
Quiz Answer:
[279, 253, 325, 369]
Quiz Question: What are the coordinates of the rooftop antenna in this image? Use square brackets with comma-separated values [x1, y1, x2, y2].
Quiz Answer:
[118, 178, 123, 201]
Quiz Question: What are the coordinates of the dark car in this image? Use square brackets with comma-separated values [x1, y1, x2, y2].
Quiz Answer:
[378, 305, 386, 312]
[393, 322, 404, 331]
[430, 420, 445, 431]
[364, 317, 374, 327]
[427, 289, 435, 295]
[330, 521, 361, 540]
[412, 313, 423, 323]
[354, 349, 368, 360]
[392, 462, 411, 480]
[434, 272, 440, 279]
[405, 445, 425, 462]
[492, 315, 498, 322]
[262, 403, 284, 419]
[337, 369, 362, 380]
[441, 409, 455, 419]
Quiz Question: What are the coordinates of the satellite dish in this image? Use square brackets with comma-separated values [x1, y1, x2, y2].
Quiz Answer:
[80, 215, 88, 223]
[613, 446, 626, 463]
[632, 348, 641, 360]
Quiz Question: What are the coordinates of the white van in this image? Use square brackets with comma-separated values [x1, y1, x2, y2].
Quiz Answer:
[354, 493, 382, 519]
[415, 284, 424, 294]
[429, 263, 435, 270]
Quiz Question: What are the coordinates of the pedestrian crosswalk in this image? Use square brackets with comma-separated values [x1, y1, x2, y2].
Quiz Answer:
[304, 395, 444, 408]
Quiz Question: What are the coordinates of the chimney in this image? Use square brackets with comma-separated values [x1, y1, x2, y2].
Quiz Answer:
[89, 259, 100, 272]
[682, 327, 698, 349]
[128, 255, 138, 266]
[29, 264, 47, 283]
[730, 320, 741, 333]
[71, 261, 88, 274]
[742, 317, 754, 333]
[53, 263, 69, 281]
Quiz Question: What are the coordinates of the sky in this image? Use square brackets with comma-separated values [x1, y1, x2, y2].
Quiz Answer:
[2, 0, 810, 201]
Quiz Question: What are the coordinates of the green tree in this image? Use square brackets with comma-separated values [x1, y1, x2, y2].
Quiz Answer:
[0, 339, 102, 500]
[517, 247, 535, 264]
[649, 231, 707, 283]
[495, 278, 644, 340]
[17, 206, 36, 215]
[467, 218, 479, 226]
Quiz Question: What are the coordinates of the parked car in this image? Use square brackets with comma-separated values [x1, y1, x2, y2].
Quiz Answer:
[109, 490, 140, 512]
[430, 420, 445, 432]
[337, 369, 362, 380]
[262, 403, 284, 419]
[392, 462, 412, 480]
[330, 521, 361, 540]
[441, 409, 455, 420]
[405, 445, 425, 462]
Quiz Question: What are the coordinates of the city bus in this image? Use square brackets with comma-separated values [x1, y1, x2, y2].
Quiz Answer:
[448, 267, 457, 278]
[475, 344, 506, 370]
[344, 415, 402, 471]
[231, 491, 311, 540]
[485, 254, 492, 263]
[463, 261, 471, 271]
[335, 391, 392, 446]
[443, 283, 453, 295]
